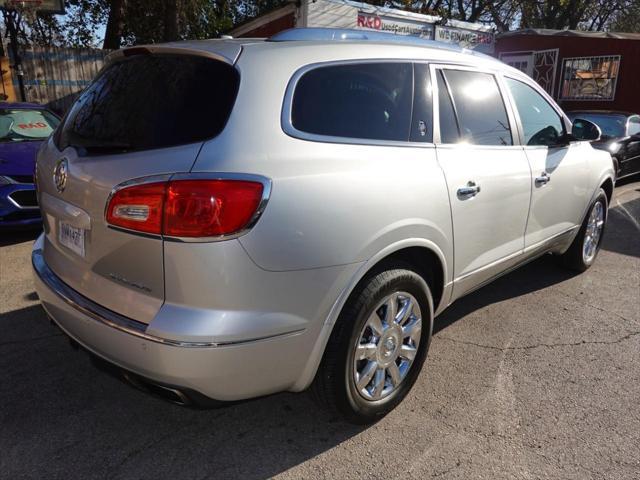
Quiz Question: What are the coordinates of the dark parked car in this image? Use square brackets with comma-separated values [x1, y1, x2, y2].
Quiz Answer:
[567, 110, 640, 180]
[0, 102, 60, 228]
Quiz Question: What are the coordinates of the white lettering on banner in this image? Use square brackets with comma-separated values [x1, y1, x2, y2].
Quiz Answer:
[356, 12, 433, 37]
[435, 25, 495, 52]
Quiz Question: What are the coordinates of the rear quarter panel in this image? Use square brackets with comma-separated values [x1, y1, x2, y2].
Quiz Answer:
[585, 143, 616, 207]
[193, 44, 454, 276]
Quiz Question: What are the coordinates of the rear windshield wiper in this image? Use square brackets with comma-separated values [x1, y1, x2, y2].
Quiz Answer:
[64, 130, 134, 155]
[75, 142, 134, 155]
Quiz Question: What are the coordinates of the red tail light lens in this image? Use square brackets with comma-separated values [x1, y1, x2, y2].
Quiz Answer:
[106, 182, 166, 234]
[164, 180, 263, 237]
[106, 179, 264, 238]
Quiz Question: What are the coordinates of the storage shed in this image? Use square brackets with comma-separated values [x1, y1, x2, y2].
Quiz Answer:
[230, 0, 495, 54]
[496, 29, 640, 114]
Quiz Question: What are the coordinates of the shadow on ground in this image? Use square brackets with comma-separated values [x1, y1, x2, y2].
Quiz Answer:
[1, 185, 637, 479]
[0, 303, 365, 479]
[604, 195, 640, 259]
[0, 226, 40, 247]
[0, 259, 585, 479]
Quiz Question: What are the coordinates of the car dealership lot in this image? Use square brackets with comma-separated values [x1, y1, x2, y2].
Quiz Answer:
[1, 180, 639, 480]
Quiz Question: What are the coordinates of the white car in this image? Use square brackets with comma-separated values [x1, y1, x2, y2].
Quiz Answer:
[33, 28, 614, 423]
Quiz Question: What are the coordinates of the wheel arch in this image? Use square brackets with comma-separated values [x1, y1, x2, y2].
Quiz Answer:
[600, 176, 614, 206]
[335, 240, 450, 323]
[290, 239, 450, 392]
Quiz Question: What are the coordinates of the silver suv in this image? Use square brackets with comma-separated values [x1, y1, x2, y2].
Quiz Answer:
[32, 28, 614, 423]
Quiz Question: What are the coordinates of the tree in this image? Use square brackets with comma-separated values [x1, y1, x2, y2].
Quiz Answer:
[2, 0, 638, 51]
[103, 0, 125, 49]
[587, 0, 639, 31]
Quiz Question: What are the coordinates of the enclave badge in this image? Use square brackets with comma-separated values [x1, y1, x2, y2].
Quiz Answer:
[53, 158, 68, 193]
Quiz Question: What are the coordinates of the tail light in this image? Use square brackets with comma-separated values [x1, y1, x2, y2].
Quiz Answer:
[106, 178, 265, 238]
[106, 182, 166, 234]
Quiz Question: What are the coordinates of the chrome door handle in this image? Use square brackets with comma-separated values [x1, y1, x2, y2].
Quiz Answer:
[535, 172, 551, 186]
[457, 181, 481, 198]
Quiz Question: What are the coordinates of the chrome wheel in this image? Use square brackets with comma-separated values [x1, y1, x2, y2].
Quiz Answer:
[583, 200, 605, 264]
[352, 292, 422, 401]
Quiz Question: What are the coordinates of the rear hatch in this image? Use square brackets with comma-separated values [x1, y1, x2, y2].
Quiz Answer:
[37, 50, 240, 323]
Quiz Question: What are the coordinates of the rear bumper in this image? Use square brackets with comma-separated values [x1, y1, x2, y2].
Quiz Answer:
[0, 184, 40, 226]
[32, 239, 319, 401]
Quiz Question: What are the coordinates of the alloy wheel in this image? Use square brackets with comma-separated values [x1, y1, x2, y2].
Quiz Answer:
[352, 292, 422, 401]
[583, 200, 605, 264]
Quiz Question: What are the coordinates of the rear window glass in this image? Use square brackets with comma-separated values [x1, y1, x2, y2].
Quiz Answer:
[291, 63, 413, 142]
[0, 109, 60, 142]
[56, 54, 239, 155]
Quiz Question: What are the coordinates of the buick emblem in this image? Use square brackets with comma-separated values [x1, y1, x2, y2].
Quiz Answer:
[53, 158, 68, 193]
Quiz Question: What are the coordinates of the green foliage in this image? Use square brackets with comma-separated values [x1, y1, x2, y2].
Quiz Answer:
[119, 0, 235, 45]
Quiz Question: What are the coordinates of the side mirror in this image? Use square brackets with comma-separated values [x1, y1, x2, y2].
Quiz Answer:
[572, 118, 601, 141]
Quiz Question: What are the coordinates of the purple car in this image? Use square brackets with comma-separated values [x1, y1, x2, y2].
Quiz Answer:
[0, 102, 60, 228]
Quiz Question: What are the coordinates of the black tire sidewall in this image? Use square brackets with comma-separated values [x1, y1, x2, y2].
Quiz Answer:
[566, 190, 608, 271]
[338, 269, 433, 422]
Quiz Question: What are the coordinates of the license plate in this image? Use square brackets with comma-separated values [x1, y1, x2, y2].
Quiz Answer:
[59, 222, 85, 258]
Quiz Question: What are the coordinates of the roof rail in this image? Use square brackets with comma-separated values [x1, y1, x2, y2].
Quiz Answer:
[269, 27, 464, 52]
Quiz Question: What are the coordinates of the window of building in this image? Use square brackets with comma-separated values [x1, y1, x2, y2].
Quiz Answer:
[559, 55, 621, 101]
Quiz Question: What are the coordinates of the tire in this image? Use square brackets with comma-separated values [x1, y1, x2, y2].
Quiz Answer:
[557, 188, 608, 272]
[312, 266, 434, 424]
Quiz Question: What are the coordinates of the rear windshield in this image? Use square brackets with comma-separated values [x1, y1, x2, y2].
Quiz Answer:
[55, 54, 240, 155]
[0, 109, 60, 142]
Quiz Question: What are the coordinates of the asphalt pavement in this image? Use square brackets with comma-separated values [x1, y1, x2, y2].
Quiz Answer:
[1, 180, 639, 480]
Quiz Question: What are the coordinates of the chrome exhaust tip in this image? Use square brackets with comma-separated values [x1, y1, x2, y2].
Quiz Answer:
[121, 371, 191, 406]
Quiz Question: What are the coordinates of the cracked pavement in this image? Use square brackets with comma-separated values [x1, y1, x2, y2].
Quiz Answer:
[1, 180, 638, 480]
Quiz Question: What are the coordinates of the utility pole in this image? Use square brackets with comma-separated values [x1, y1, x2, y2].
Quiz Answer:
[2, 8, 26, 102]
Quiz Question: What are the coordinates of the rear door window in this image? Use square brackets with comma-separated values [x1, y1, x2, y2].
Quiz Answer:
[436, 70, 460, 144]
[56, 54, 240, 155]
[291, 62, 413, 142]
[441, 69, 513, 146]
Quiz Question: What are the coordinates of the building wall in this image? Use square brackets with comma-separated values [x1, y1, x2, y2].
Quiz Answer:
[232, 0, 496, 53]
[235, 11, 295, 38]
[496, 35, 640, 114]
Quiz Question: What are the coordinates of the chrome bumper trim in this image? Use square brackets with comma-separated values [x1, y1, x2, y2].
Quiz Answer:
[33, 248, 303, 348]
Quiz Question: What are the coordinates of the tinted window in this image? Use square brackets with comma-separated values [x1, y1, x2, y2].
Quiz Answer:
[443, 69, 512, 146]
[56, 54, 239, 155]
[410, 63, 433, 143]
[629, 116, 640, 136]
[436, 70, 460, 144]
[291, 63, 413, 142]
[506, 77, 564, 147]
